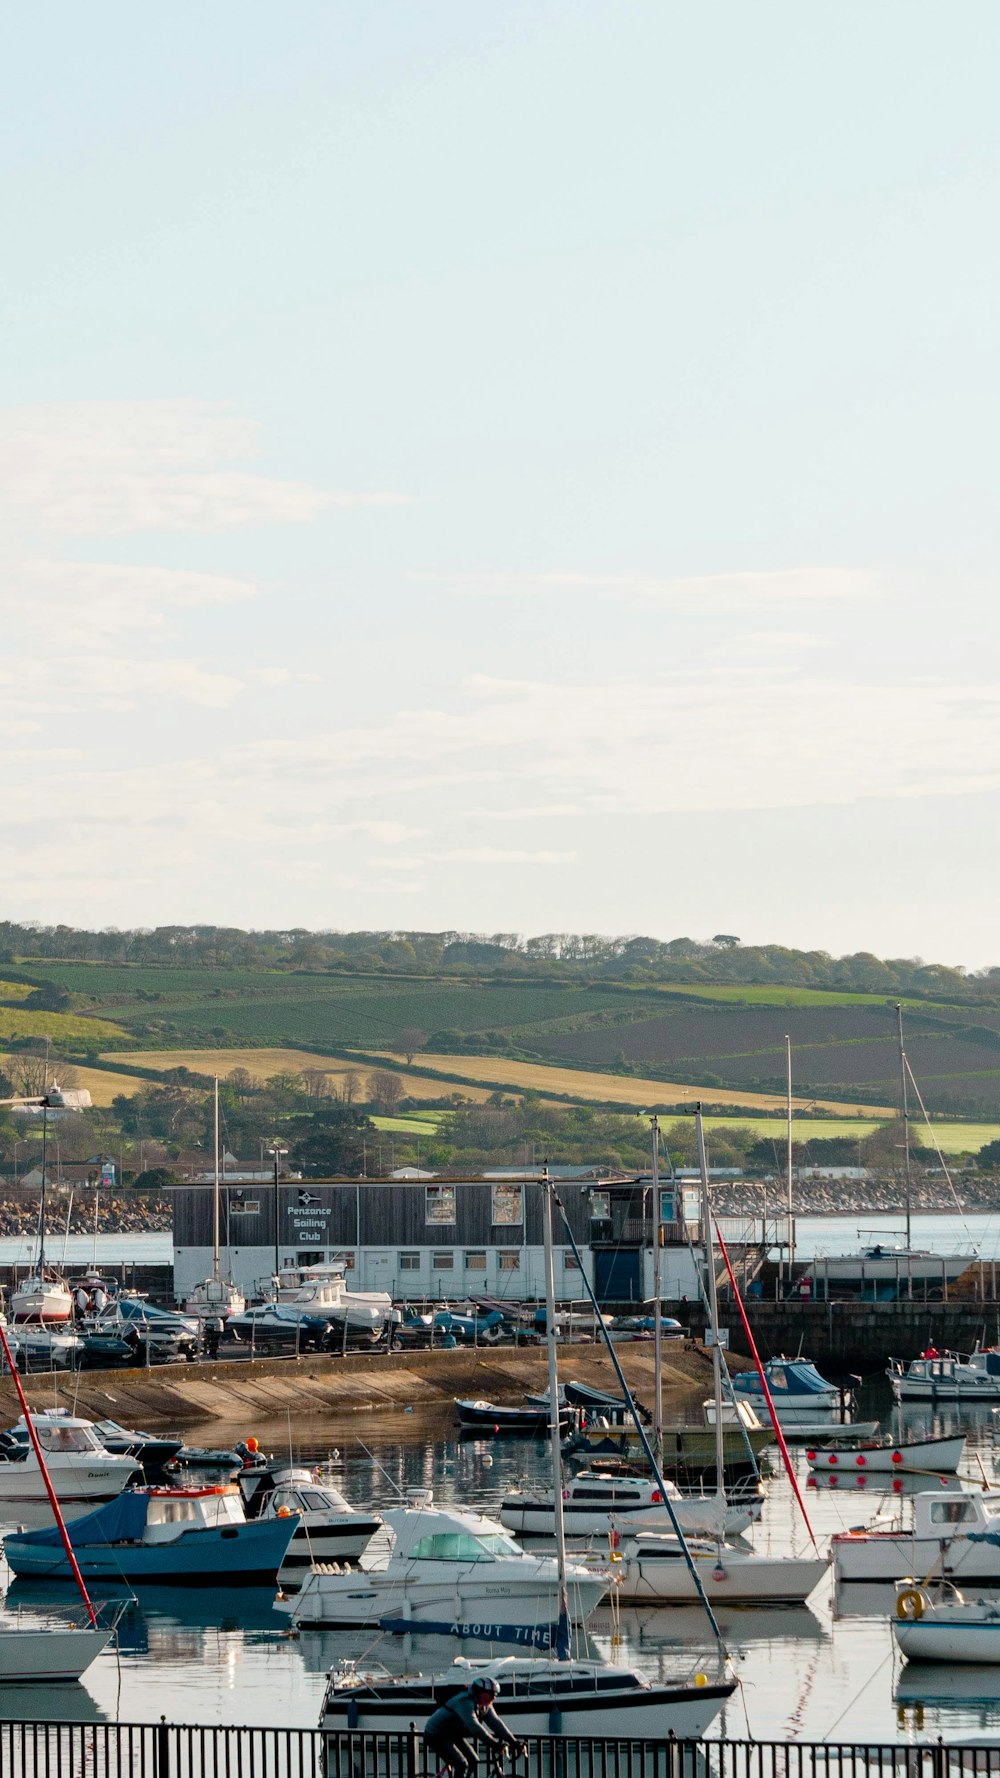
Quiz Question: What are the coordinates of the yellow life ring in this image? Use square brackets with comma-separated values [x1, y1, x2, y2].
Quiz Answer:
[896, 1588, 925, 1621]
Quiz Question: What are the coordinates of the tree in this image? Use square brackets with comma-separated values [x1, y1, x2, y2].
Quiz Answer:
[301, 1069, 333, 1098]
[712, 935, 741, 950]
[978, 1139, 1000, 1171]
[367, 1070, 405, 1112]
[339, 1069, 362, 1106]
[395, 1028, 428, 1067]
[227, 1067, 255, 1100]
[288, 1105, 374, 1178]
[132, 1165, 180, 1192]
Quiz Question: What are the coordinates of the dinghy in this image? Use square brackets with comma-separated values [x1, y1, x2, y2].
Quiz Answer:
[892, 1579, 1000, 1664]
[807, 1432, 965, 1473]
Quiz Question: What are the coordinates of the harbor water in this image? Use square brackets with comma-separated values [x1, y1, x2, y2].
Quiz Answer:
[3, 1383, 1000, 1744]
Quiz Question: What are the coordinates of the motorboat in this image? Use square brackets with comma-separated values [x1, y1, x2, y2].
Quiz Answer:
[499, 1470, 762, 1540]
[183, 1276, 246, 1320]
[704, 1400, 879, 1444]
[833, 1488, 1000, 1582]
[803, 1245, 976, 1299]
[320, 1651, 734, 1739]
[227, 1304, 336, 1351]
[90, 1297, 201, 1363]
[239, 1462, 382, 1584]
[4, 1324, 85, 1371]
[3, 1484, 298, 1585]
[892, 1579, 1000, 1664]
[806, 1432, 966, 1473]
[889, 1350, 1000, 1402]
[397, 1305, 504, 1345]
[276, 1492, 609, 1641]
[91, 1420, 184, 1475]
[0, 1617, 111, 1682]
[0, 1410, 140, 1512]
[612, 1532, 829, 1604]
[456, 1399, 575, 1435]
[565, 1407, 770, 1476]
[9, 1273, 74, 1325]
[729, 1357, 841, 1424]
[272, 1265, 390, 1338]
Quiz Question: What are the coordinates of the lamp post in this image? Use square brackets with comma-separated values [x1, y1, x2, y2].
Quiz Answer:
[268, 1145, 289, 1286]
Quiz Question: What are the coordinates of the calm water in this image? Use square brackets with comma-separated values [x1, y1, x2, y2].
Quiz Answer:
[3, 1387, 1000, 1746]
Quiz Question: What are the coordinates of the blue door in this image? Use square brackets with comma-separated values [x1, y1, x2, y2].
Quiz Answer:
[594, 1248, 641, 1303]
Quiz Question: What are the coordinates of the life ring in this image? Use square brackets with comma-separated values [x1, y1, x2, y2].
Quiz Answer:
[896, 1588, 925, 1621]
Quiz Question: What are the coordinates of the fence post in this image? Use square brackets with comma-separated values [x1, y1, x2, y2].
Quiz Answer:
[407, 1726, 418, 1778]
[155, 1715, 170, 1778]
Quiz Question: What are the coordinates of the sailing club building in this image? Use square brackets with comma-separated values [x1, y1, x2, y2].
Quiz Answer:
[170, 1172, 707, 1306]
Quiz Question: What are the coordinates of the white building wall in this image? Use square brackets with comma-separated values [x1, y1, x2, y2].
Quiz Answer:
[174, 1241, 604, 1307]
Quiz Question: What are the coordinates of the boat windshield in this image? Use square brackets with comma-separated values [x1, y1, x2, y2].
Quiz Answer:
[409, 1532, 519, 1562]
[37, 1424, 101, 1453]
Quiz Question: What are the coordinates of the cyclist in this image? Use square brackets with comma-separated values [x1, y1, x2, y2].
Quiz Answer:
[424, 1677, 524, 1778]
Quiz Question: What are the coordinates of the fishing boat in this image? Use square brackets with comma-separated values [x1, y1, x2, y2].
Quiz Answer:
[892, 1579, 1000, 1663]
[276, 1491, 607, 1640]
[499, 1469, 762, 1539]
[833, 1488, 1000, 1582]
[0, 1410, 140, 1512]
[806, 1432, 966, 1473]
[239, 1462, 382, 1583]
[889, 1350, 1000, 1402]
[182, 1079, 247, 1321]
[0, 1321, 112, 1682]
[3, 1483, 298, 1586]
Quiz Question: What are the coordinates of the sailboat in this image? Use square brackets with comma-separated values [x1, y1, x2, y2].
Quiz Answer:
[320, 1171, 737, 1739]
[10, 1094, 73, 1324]
[0, 1324, 112, 1683]
[183, 1079, 246, 1320]
[800, 1008, 977, 1299]
[613, 1109, 829, 1607]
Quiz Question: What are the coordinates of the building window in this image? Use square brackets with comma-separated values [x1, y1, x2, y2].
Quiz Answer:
[400, 1253, 420, 1271]
[589, 1191, 610, 1221]
[432, 1251, 455, 1270]
[465, 1251, 487, 1271]
[491, 1183, 522, 1225]
[498, 1253, 520, 1272]
[229, 1199, 259, 1214]
[564, 1250, 580, 1271]
[426, 1185, 456, 1225]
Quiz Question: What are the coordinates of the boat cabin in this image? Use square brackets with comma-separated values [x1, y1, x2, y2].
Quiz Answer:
[142, 1487, 250, 1542]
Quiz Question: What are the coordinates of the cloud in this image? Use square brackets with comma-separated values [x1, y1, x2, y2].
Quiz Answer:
[0, 401, 406, 537]
[1, 560, 258, 638]
[444, 848, 577, 865]
[411, 566, 881, 608]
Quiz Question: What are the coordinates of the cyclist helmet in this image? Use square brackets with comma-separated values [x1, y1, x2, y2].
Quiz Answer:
[472, 1678, 499, 1701]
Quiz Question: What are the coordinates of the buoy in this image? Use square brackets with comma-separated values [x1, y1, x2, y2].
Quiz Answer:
[695, 1675, 708, 1688]
[893, 1477, 903, 1492]
[829, 1454, 838, 1465]
[711, 1564, 727, 1582]
[856, 1455, 866, 1467]
[805, 1451, 816, 1463]
[891, 1451, 903, 1465]
[246, 1437, 259, 1454]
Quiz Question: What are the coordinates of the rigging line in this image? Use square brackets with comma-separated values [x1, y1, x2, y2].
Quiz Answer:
[713, 1219, 819, 1553]
[903, 1054, 978, 1247]
[822, 1646, 895, 1742]
[549, 1182, 728, 1651]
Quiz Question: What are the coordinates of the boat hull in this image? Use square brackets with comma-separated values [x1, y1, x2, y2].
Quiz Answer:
[4, 1517, 295, 1587]
[0, 1626, 111, 1681]
[835, 1533, 1000, 1584]
[322, 1681, 735, 1739]
[893, 1612, 1000, 1664]
[276, 1516, 383, 1586]
[808, 1435, 965, 1473]
[614, 1551, 829, 1604]
[0, 1457, 138, 1508]
[285, 1571, 608, 1633]
[500, 1496, 759, 1539]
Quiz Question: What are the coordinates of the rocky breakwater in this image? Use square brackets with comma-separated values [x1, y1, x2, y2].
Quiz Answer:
[0, 1194, 170, 1237]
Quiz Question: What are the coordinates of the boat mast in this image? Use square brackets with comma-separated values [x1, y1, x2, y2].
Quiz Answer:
[541, 1165, 571, 1661]
[696, 1106, 726, 1497]
[38, 1099, 48, 1277]
[212, 1076, 221, 1282]
[651, 1114, 663, 1460]
[785, 1036, 794, 1288]
[897, 1004, 912, 1251]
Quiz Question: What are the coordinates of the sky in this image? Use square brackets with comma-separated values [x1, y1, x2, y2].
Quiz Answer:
[3, 3, 999, 965]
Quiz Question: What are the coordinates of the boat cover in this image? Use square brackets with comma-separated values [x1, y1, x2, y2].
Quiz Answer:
[8, 1490, 150, 1548]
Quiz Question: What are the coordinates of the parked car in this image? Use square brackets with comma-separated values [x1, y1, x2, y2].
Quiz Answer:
[227, 1306, 333, 1352]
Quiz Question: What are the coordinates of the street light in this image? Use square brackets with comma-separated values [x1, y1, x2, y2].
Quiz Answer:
[268, 1145, 289, 1286]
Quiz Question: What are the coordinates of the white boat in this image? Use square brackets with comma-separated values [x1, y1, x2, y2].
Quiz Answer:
[892, 1580, 1000, 1664]
[183, 1276, 246, 1320]
[276, 1492, 609, 1639]
[834, 1488, 1000, 1582]
[0, 1409, 140, 1511]
[272, 1265, 390, 1336]
[499, 1470, 762, 1539]
[10, 1274, 74, 1325]
[729, 1357, 841, 1424]
[4, 1324, 84, 1370]
[807, 1432, 966, 1473]
[805, 1245, 976, 1295]
[239, 1463, 382, 1586]
[889, 1350, 1000, 1402]
[320, 1651, 734, 1739]
[0, 1621, 111, 1682]
[702, 1397, 879, 1444]
[613, 1531, 829, 1604]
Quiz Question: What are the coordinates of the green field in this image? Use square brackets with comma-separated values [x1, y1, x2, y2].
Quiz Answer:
[701, 1116, 1000, 1154]
[371, 1115, 442, 1134]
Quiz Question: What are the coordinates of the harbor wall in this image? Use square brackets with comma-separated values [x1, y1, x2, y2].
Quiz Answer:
[692, 1299, 1000, 1373]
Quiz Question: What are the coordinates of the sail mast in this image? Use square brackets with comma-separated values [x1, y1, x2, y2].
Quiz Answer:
[696, 1106, 726, 1493]
[541, 1166, 571, 1661]
[785, 1036, 794, 1286]
[897, 1004, 912, 1251]
[651, 1114, 663, 1460]
[212, 1076, 221, 1281]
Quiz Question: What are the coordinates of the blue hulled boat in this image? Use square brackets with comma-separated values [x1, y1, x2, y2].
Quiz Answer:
[3, 1484, 297, 1586]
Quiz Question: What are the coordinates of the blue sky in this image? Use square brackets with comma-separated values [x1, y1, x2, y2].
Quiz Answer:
[3, 3, 999, 963]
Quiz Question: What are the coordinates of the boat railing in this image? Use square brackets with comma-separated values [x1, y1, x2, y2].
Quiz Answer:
[0, 1721, 978, 1778]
